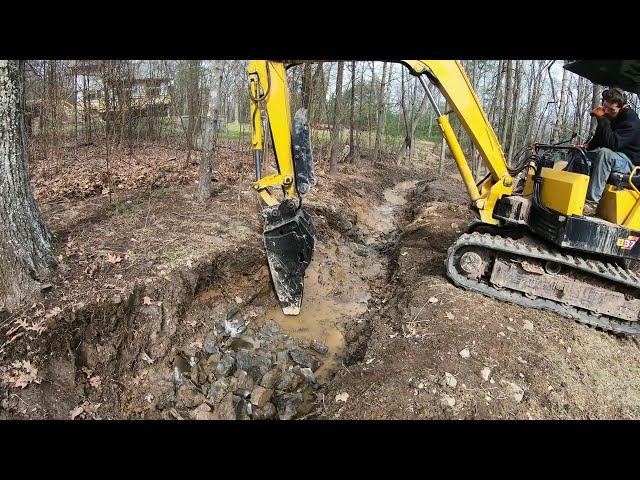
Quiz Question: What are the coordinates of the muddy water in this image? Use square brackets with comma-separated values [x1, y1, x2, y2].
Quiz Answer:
[355, 180, 419, 241]
[258, 179, 418, 381]
[260, 243, 372, 382]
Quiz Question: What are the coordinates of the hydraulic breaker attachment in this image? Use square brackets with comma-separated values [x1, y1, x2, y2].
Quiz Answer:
[263, 199, 316, 315]
[292, 108, 316, 194]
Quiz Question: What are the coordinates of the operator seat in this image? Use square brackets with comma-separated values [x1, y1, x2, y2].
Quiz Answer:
[608, 171, 640, 190]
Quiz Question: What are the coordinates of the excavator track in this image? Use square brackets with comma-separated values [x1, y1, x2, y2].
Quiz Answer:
[446, 232, 640, 335]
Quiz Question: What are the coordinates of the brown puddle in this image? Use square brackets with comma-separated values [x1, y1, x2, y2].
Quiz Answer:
[259, 242, 375, 383]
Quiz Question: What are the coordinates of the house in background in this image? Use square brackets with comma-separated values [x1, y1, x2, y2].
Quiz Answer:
[68, 60, 173, 120]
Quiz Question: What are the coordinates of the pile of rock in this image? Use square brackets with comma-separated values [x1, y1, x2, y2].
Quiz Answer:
[170, 320, 328, 420]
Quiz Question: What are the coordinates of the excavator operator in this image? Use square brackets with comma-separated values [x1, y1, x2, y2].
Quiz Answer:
[582, 87, 640, 215]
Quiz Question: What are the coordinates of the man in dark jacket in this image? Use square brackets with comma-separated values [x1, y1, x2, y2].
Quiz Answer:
[583, 87, 640, 214]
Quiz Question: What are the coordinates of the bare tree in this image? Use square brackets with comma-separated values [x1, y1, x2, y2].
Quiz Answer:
[0, 60, 56, 310]
[488, 60, 504, 127]
[552, 62, 569, 142]
[328, 61, 344, 175]
[199, 61, 225, 201]
[589, 83, 602, 137]
[396, 71, 429, 164]
[500, 60, 513, 147]
[348, 60, 356, 163]
[373, 61, 389, 162]
[507, 60, 523, 160]
[185, 60, 201, 167]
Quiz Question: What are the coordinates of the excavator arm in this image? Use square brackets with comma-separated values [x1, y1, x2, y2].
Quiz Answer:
[248, 60, 316, 314]
[249, 59, 512, 315]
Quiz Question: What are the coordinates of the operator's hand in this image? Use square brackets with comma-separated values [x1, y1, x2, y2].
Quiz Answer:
[590, 107, 606, 117]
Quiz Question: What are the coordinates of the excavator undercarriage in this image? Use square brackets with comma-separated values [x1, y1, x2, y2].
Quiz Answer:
[447, 230, 640, 334]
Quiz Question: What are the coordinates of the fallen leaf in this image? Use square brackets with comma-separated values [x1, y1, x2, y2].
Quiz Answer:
[445, 311, 455, 320]
[335, 392, 349, 403]
[428, 297, 438, 304]
[70, 406, 84, 420]
[107, 253, 122, 264]
[45, 306, 63, 319]
[22, 360, 38, 378]
[82, 402, 101, 415]
[140, 352, 154, 364]
[143, 296, 152, 305]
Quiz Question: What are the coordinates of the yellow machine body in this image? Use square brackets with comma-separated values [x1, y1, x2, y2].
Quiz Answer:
[523, 167, 590, 216]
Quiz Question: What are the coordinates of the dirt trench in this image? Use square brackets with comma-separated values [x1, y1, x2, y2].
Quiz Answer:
[7, 157, 640, 420]
[0, 164, 423, 420]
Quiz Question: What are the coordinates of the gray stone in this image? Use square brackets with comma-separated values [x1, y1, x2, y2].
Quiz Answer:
[500, 380, 525, 402]
[235, 350, 272, 372]
[298, 339, 311, 349]
[250, 386, 274, 408]
[260, 369, 281, 389]
[216, 354, 236, 378]
[246, 364, 269, 383]
[190, 363, 208, 385]
[275, 350, 289, 363]
[191, 403, 214, 420]
[237, 397, 251, 420]
[207, 378, 230, 404]
[203, 332, 219, 354]
[253, 402, 276, 420]
[176, 383, 206, 408]
[299, 367, 317, 383]
[215, 393, 239, 420]
[440, 395, 456, 408]
[173, 366, 185, 385]
[311, 340, 329, 355]
[272, 392, 303, 420]
[214, 323, 226, 337]
[289, 349, 320, 370]
[228, 337, 255, 351]
[276, 371, 300, 391]
[261, 321, 280, 335]
[232, 369, 255, 397]
[205, 351, 222, 366]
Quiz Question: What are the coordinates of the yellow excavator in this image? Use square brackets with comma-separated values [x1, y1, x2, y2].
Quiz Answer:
[248, 60, 640, 335]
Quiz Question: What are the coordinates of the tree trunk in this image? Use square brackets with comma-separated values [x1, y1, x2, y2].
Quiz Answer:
[185, 60, 200, 167]
[507, 60, 523, 160]
[488, 60, 504, 127]
[199, 60, 225, 201]
[0, 60, 56, 310]
[373, 61, 388, 163]
[302, 63, 312, 110]
[328, 61, 344, 175]
[500, 60, 513, 148]
[552, 63, 569, 143]
[348, 61, 356, 163]
[589, 83, 602, 137]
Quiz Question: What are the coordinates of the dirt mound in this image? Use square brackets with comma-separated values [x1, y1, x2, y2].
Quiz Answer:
[320, 179, 640, 419]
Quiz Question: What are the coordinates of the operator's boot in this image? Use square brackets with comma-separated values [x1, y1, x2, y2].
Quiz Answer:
[582, 200, 598, 217]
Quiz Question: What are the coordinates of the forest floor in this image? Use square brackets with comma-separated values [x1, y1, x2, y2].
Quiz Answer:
[2, 138, 640, 420]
